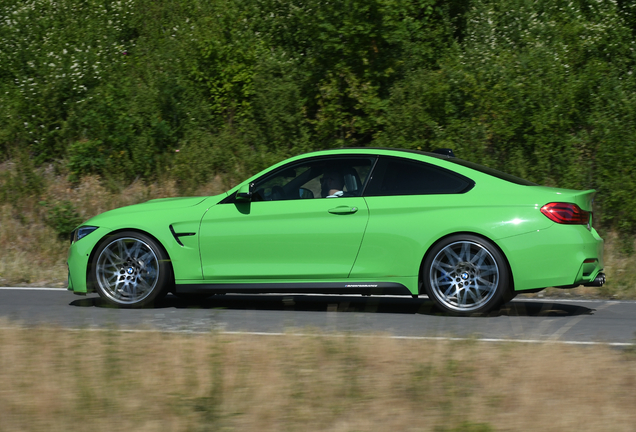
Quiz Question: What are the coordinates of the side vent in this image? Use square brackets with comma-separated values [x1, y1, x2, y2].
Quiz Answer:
[169, 225, 196, 246]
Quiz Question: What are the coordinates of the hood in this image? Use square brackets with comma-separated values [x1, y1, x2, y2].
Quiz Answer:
[143, 196, 209, 207]
[121, 196, 210, 212]
[85, 196, 214, 226]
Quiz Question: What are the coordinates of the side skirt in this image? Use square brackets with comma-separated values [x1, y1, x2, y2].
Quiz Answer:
[175, 282, 412, 296]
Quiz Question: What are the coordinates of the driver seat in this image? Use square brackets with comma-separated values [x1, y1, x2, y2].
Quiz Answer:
[342, 167, 363, 196]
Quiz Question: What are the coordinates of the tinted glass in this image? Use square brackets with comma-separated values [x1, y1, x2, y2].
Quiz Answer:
[251, 157, 375, 201]
[348, 147, 537, 186]
[365, 157, 473, 196]
[444, 157, 537, 186]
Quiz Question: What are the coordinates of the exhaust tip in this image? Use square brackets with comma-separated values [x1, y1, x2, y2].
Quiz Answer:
[584, 272, 606, 287]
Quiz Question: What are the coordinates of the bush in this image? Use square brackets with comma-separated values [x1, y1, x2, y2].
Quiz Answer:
[67, 140, 107, 183]
[1, 0, 636, 237]
[40, 200, 83, 240]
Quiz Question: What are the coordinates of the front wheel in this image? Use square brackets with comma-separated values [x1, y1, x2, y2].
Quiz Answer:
[91, 231, 172, 308]
[422, 235, 511, 316]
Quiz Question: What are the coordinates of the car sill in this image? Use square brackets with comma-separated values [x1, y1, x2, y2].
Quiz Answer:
[176, 282, 412, 296]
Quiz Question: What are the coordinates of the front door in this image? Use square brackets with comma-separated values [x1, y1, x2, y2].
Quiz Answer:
[199, 197, 368, 280]
[199, 155, 375, 281]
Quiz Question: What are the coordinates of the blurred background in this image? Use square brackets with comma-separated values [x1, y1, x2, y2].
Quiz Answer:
[1, 0, 635, 290]
[2, 3, 636, 431]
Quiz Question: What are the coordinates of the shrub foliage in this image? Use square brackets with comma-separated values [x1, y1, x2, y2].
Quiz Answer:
[1, 0, 636, 235]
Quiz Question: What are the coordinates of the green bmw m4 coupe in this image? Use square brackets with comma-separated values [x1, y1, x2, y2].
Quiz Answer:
[67, 148, 605, 315]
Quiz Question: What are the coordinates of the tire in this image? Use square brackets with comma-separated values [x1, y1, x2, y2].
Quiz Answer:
[422, 235, 511, 316]
[91, 231, 172, 308]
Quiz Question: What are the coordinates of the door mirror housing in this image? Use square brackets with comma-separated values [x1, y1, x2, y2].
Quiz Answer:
[236, 183, 253, 202]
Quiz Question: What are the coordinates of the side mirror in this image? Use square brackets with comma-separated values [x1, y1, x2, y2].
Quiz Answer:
[236, 182, 253, 202]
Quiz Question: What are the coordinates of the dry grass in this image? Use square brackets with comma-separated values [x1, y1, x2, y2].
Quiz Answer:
[595, 232, 636, 298]
[0, 323, 635, 431]
[0, 204, 68, 286]
[0, 174, 226, 287]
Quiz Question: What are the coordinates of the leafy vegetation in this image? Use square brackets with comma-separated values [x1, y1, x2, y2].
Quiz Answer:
[1, 0, 636, 285]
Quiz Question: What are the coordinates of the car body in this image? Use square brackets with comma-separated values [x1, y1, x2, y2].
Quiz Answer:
[67, 147, 605, 315]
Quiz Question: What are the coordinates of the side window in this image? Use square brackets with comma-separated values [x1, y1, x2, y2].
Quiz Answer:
[251, 157, 375, 201]
[365, 157, 473, 196]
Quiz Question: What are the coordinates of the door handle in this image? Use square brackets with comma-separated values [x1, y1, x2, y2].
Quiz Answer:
[328, 206, 358, 215]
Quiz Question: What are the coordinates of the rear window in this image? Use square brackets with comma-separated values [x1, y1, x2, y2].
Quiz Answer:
[364, 157, 474, 196]
[444, 158, 537, 186]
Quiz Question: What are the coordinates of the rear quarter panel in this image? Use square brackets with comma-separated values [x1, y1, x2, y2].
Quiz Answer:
[351, 155, 603, 292]
[351, 184, 552, 281]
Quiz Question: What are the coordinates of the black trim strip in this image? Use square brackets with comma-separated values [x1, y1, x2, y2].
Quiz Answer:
[175, 282, 412, 296]
[169, 225, 196, 246]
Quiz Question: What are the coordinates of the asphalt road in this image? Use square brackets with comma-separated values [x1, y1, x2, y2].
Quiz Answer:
[1, 287, 635, 346]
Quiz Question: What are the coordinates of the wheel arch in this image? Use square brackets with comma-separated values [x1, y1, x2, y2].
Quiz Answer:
[418, 231, 515, 296]
[85, 228, 176, 292]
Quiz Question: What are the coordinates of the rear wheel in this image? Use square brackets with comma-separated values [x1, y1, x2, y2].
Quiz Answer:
[422, 235, 510, 315]
[92, 231, 172, 308]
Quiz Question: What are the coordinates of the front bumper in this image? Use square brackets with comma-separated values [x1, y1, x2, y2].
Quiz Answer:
[67, 227, 110, 294]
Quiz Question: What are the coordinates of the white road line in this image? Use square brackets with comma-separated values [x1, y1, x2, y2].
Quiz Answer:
[220, 331, 635, 346]
[0, 287, 66, 291]
[0, 325, 630, 347]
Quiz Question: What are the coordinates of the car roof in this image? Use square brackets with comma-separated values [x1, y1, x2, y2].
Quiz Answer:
[304, 147, 452, 160]
[297, 147, 537, 186]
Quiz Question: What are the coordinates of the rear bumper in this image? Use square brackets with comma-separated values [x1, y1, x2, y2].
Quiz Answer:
[498, 225, 604, 291]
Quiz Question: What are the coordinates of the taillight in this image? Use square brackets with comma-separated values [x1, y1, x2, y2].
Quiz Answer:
[540, 202, 590, 225]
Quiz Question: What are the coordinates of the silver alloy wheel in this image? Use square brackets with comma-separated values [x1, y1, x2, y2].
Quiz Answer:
[429, 240, 499, 312]
[95, 237, 160, 305]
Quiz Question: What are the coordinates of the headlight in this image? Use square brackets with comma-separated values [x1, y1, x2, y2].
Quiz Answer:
[71, 226, 98, 244]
